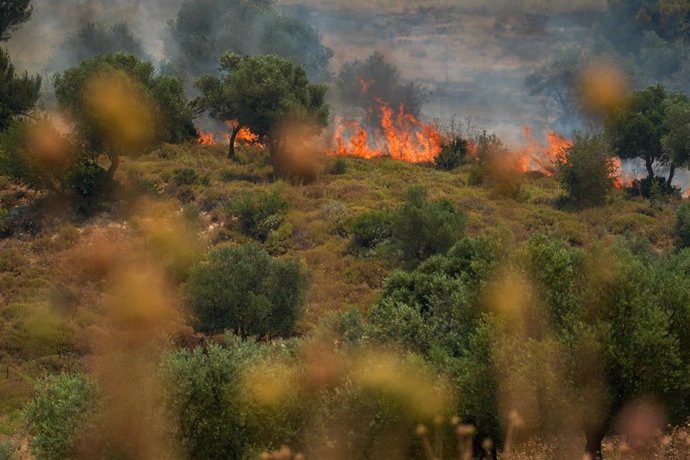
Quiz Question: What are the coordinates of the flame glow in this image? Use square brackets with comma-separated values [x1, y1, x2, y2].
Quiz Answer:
[196, 120, 262, 147]
[333, 99, 443, 163]
[513, 127, 572, 176]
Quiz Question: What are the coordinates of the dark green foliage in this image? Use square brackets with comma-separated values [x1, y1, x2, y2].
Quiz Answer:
[0, 0, 32, 41]
[674, 203, 690, 249]
[0, 442, 14, 460]
[557, 134, 615, 207]
[172, 168, 199, 186]
[50, 22, 148, 71]
[349, 211, 393, 252]
[331, 157, 347, 175]
[53, 53, 196, 180]
[0, 48, 41, 132]
[435, 135, 468, 171]
[390, 187, 466, 267]
[26, 372, 94, 460]
[336, 52, 426, 129]
[186, 245, 306, 336]
[167, 0, 332, 81]
[194, 53, 329, 164]
[228, 190, 289, 242]
[367, 237, 496, 358]
[161, 340, 306, 460]
[605, 84, 688, 185]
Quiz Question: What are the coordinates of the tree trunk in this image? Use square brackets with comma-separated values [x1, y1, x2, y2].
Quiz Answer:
[667, 163, 676, 188]
[645, 157, 654, 180]
[107, 153, 120, 181]
[585, 428, 606, 460]
[228, 125, 240, 162]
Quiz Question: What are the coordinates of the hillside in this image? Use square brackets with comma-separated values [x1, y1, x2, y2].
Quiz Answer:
[0, 141, 682, 442]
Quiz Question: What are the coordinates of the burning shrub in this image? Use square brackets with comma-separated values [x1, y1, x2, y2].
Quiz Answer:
[391, 187, 467, 267]
[228, 190, 289, 242]
[185, 245, 306, 336]
[336, 52, 426, 130]
[557, 134, 616, 207]
[349, 211, 393, 253]
[435, 135, 469, 171]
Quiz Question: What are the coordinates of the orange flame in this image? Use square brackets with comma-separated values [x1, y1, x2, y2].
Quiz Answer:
[197, 120, 263, 147]
[513, 127, 572, 176]
[333, 100, 443, 163]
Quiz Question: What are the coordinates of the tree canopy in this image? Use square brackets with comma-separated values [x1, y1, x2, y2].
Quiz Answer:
[0, 48, 41, 131]
[49, 22, 148, 72]
[0, 0, 32, 41]
[605, 84, 688, 184]
[195, 53, 329, 162]
[166, 0, 332, 82]
[53, 53, 196, 180]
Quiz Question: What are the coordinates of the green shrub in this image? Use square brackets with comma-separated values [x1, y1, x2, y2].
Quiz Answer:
[186, 245, 306, 336]
[26, 372, 94, 460]
[391, 187, 466, 267]
[557, 134, 615, 207]
[161, 342, 303, 460]
[349, 211, 393, 252]
[675, 202, 690, 249]
[0, 442, 15, 460]
[228, 190, 289, 242]
[435, 135, 468, 171]
[172, 167, 199, 186]
[331, 157, 348, 175]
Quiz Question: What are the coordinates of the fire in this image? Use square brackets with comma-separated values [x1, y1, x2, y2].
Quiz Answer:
[196, 120, 262, 147]
[513, 127, 571, 176]
[333, 99, 443, 163]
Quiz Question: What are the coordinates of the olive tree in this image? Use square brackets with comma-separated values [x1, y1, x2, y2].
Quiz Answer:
[53, 53, 196, 181]
[194, 53, 329, 168]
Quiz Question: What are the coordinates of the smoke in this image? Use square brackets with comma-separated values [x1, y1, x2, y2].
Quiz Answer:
[6, 0, 183, 73]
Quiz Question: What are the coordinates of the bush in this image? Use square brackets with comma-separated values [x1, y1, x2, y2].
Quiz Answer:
[228, 190, 289, 242]
[0, 442, 15, 460]
[349, 211, 393, 252]
[557, 134, 615, 207]
[186, 245, 306, 336]
[172, 167, 199, 186]
[391, 187, 466, 267]
[675, 202, 690, 249]
[161, 342, 303, 460]
[26, 372, 94, 460]
[435, 135, 468, 171]
[331, 157, 348, 175]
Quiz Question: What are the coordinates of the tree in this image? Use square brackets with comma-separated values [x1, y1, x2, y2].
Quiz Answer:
[49, 22, 148, 71]
[0, 0, 32, 41]
[53, 53, 196, 181]
[605, 84, 686, 183]
[195, 53, 329, 165]
[390, 187, 467, 267]
[0, 48, 41, 131]
[26, 372, 95, 460]
[557, 134, 616, 206]
[662, 99, 690, 185]
[166, 0, 331, 82]
[336, 52, 426, 129]
[185, 244, 306, 336]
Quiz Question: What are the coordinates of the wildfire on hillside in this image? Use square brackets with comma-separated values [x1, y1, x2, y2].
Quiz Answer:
[197, 120, 262, 147]
[333, 99, 443, 163]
